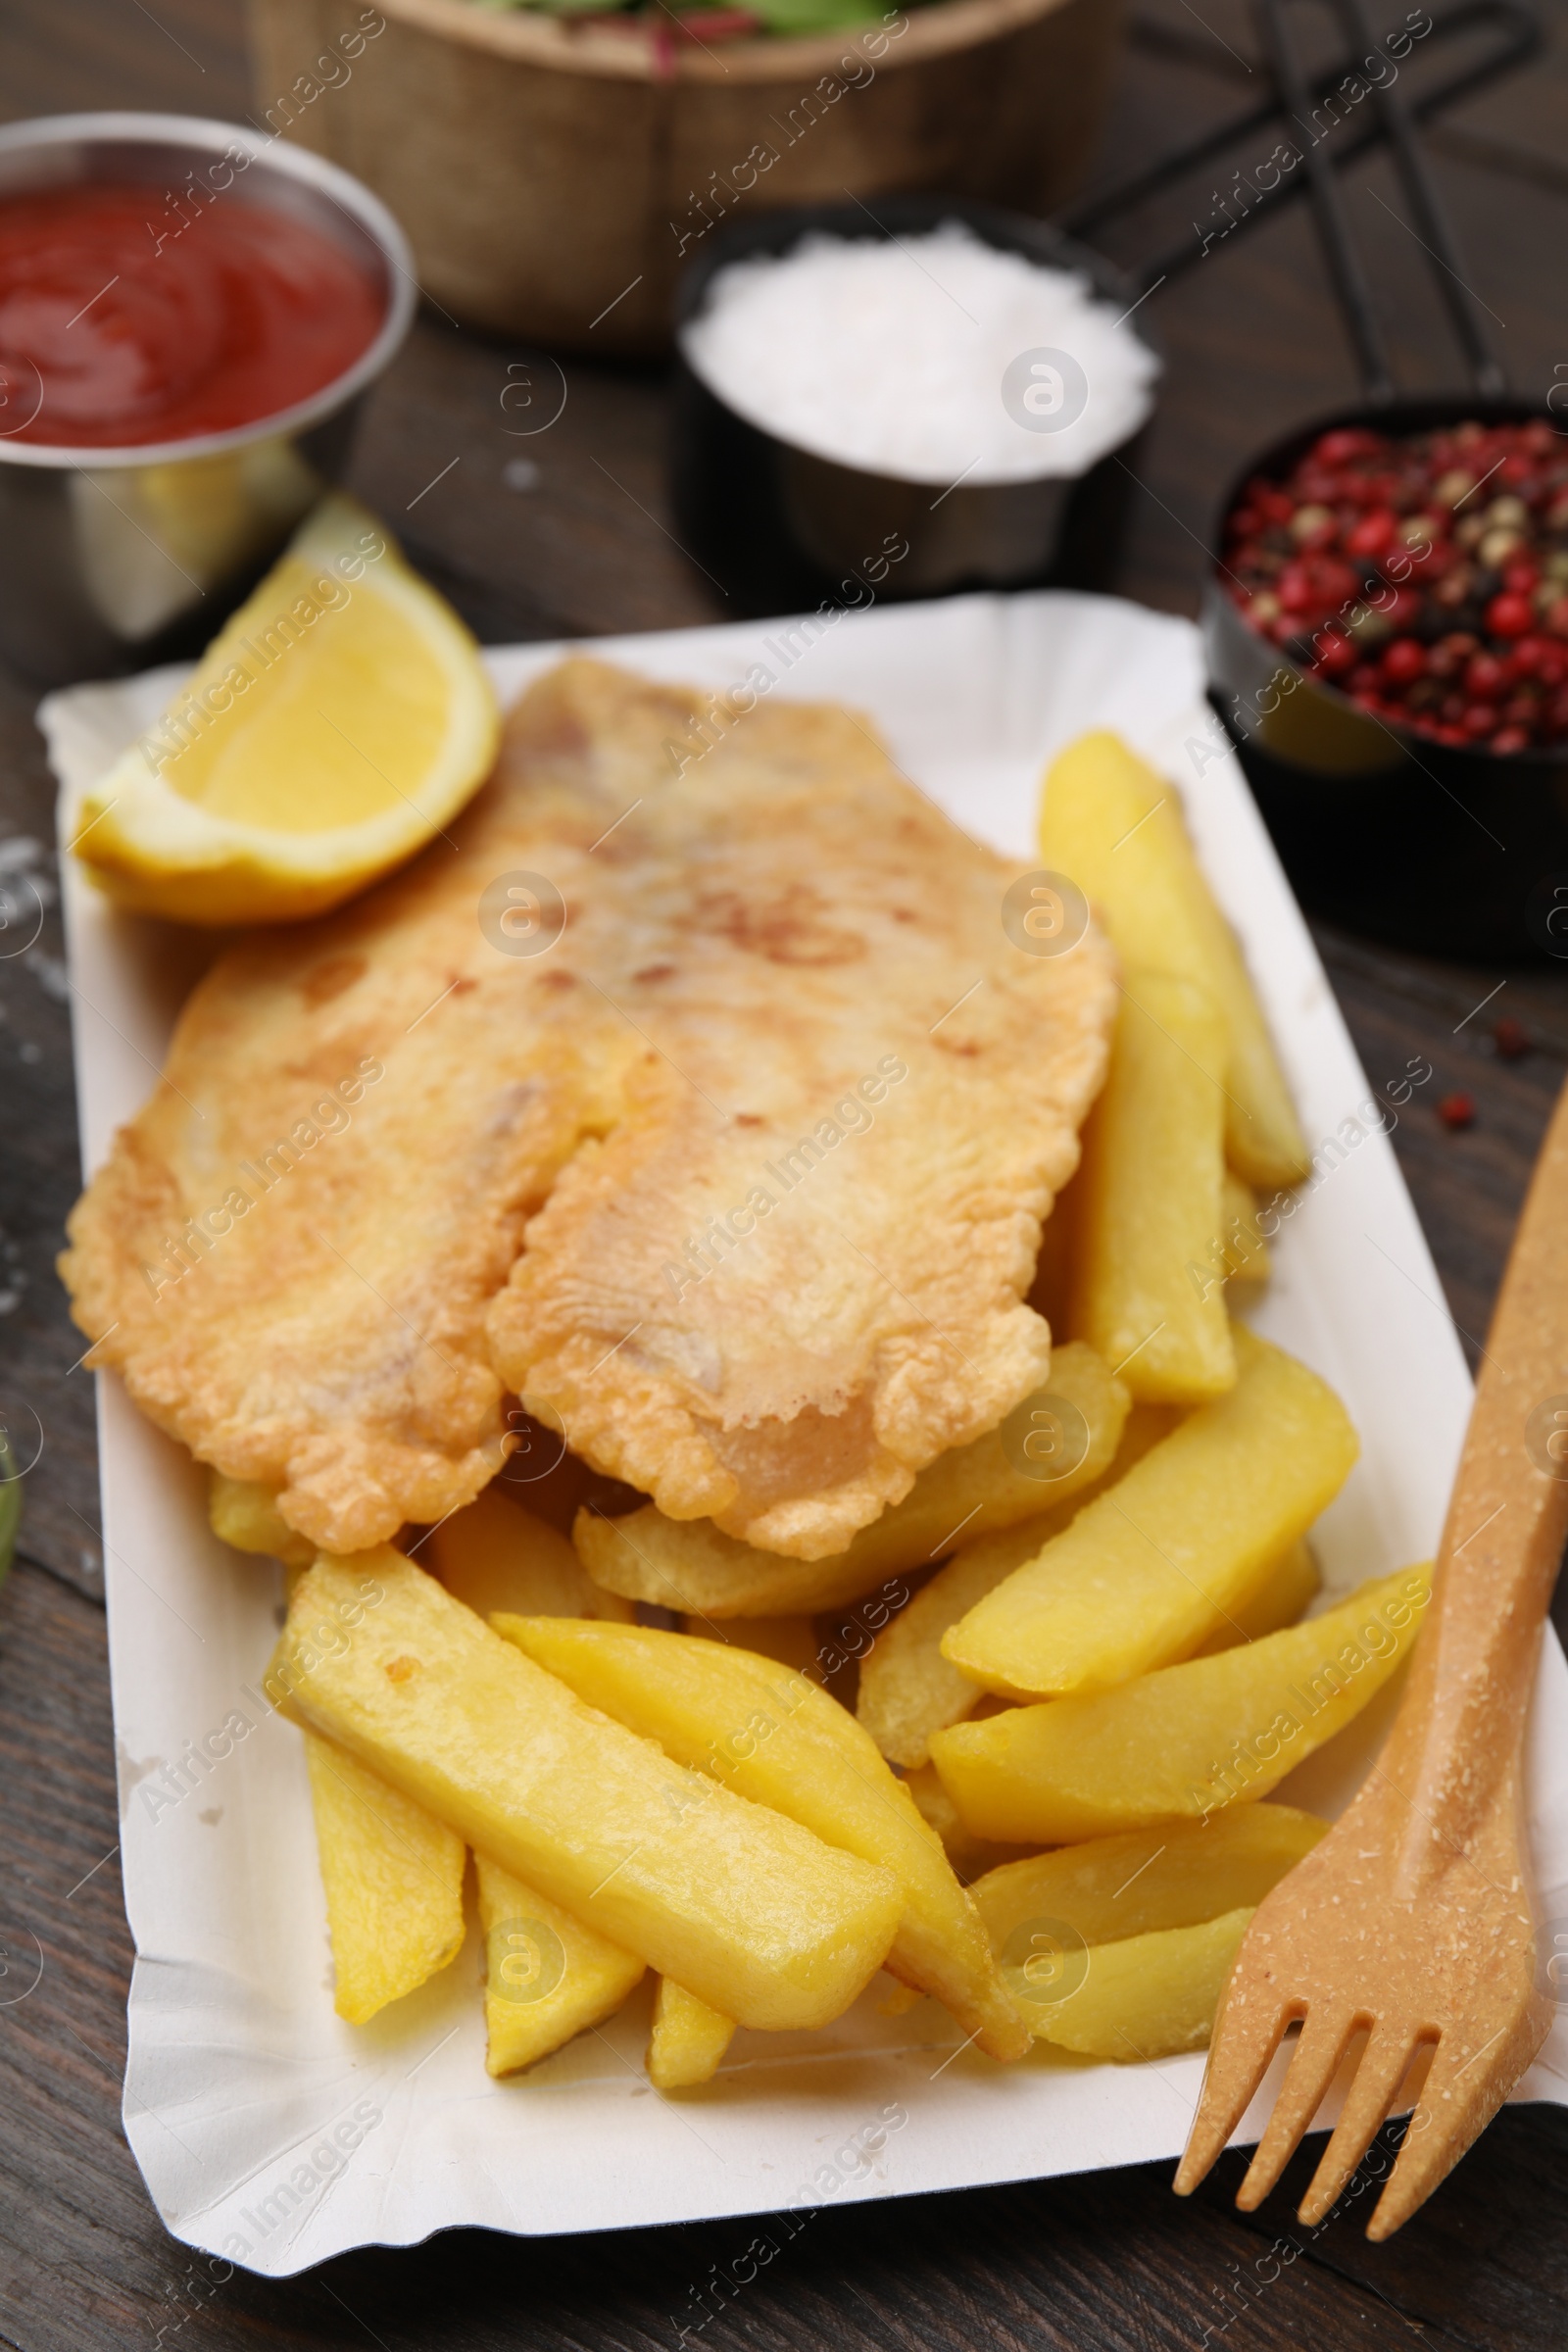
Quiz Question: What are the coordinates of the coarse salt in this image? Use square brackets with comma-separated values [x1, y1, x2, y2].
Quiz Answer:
[680, 223, 1160, 488]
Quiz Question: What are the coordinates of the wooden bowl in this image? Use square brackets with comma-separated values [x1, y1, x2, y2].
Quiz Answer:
[248, 0, 1125, 355]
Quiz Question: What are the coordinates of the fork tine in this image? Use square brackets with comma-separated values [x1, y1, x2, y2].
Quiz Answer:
[1367, 2002, 1548, 2241]
[1296, 2025, 1420, 2226]
[1172, 1988, 1294, 2196]
[1234, 2005, 1358, 2212]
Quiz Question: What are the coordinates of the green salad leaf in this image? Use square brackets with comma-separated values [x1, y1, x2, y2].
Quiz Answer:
[746, 0, 887, 24]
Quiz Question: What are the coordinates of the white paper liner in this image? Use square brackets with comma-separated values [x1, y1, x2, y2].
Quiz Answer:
[42, 590, 1568, 2278]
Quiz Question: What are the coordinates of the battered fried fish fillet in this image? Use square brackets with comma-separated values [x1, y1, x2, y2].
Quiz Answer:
[62, 658, 1116, 1557]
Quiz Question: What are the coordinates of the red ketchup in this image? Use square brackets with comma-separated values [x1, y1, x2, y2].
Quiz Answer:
[0, 183, 384, 448]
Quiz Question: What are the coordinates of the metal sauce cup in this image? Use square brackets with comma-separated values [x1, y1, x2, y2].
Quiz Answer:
[0, 112, 416, 684]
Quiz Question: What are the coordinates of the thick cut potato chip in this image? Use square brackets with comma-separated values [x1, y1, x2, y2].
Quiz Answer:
[1190, 1538, 1319, 1657]
[969, 1805, 1327, 1950]
[1039, 731, 1309, 1189]
[858, 1519, 1062, 1773]
[1220, 1172, 1270, 1292]
[682, 1614, 823, 1675]
[210, 1470, 315, 1569]
[941, 1327, 1356, 1698]
[932, 1566, 1430, 1843]
[647, 1978, 736, 2090]
[495, 1616, 1029, 2060]
[862, 1523, 1312, 1773]
[426, 1483, 632, 1622]
[303, 1733, 466, 2024]
[572, 1344, 1128, 1618]
[1026, 1908, 1256, 2059]
[971, 1809, 1328, 2060]
[1027, 1177, 1077, 1336]
[903, 1763, 1029, 1884]
[270, 1552, 903, 2032]
[475, 1851, 644, 2078]
[858, 1401, 1178, 1768]
[1069, 972, 1236, 1402]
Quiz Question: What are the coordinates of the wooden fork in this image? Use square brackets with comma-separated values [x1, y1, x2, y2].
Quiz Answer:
[1174, 1077, 1568, 2238]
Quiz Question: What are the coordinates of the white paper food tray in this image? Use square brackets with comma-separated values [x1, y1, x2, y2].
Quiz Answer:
[41, 590, 1568, 2278]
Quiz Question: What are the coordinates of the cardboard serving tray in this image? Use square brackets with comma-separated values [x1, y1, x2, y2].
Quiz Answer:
[43, 590, 1568, 2278]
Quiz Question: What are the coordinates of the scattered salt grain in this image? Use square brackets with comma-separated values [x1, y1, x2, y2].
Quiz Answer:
[681, 223, 1160, 488]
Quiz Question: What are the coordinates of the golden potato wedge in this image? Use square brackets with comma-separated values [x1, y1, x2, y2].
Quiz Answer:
[861, 1519, 1311, 1771]
[971, 1810, 1328, 2060]
[1027, 1172, 1078, 1336]
[1220, 1172, 1270, 1292]
[575, 1508, 872, 1622]
[1190, 1538, 1319, 1657]
[942, 1326, 1357, 1698]
[491, 1428, 599, 1535]
[494, 1616, 1030, 2061]
[475, 1851, 645, 2079]
[270, 1552, 903, 2033]
[931, 1566, 1430, 1843]
[1069, 971, 1236, 1403]
[210, 1470, 315, 1569]
[573, 1343, 1129, 1618]
[303, 1732, 466, 2024]
[682, 1614, 822, 1676]
[647, 1978, 736, 2091]
[969, 1804, 1327, 1951]
[426, 1483, 633, 1623]
[1039, 730, 1309, 1190]
[902, 1762, 1031, 1884]
[857, 1520, 1056, 1773]
[858, 1401, 1179, 1769]
[1028, 1908, 1256, 2059]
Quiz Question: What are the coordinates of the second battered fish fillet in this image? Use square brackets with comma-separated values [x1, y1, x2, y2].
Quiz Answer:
[62, 658, 1116, 1557]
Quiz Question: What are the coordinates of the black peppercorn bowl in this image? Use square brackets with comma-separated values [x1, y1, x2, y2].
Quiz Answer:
[1204, 394, 1568, 962]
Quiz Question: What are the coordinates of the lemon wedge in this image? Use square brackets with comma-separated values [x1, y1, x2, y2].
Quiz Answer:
[72, 494, 500, 925]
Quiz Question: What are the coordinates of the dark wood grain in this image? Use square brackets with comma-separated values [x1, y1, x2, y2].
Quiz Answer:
[0, 666, 105, 1601]
[5, 0, 1568, 2344]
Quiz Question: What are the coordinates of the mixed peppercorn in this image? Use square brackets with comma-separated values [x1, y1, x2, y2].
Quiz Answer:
[1223, 417, 1568, 755]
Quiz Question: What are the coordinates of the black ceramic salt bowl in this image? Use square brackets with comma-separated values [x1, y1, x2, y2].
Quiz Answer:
[670, 193, 1159, 618]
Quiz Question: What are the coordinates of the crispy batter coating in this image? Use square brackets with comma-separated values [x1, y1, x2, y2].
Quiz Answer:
[62, 659, 1115, 1556]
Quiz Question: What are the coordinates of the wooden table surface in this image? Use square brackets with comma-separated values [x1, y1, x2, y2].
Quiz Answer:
[5, 1, 1568, 2344]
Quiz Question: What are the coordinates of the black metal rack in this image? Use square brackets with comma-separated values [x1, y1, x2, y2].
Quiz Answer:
[1060, 0, 1539, 324]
